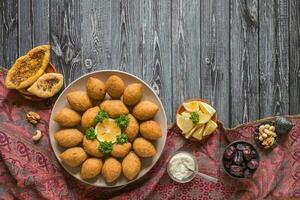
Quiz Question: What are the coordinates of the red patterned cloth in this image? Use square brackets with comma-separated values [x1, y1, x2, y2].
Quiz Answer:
[0, 68, 299, 200]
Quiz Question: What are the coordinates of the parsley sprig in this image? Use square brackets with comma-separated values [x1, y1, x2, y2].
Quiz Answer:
[94, 109, 109, 124]
[116, 134, 129, 144]
[190, 112, 199, 124]
[115, 115, 129, 129]
[98, 141, 113, 155]
[86, 127, 96, 140]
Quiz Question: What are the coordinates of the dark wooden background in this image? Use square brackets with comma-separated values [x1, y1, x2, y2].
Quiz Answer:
[0, 0, 299, 127]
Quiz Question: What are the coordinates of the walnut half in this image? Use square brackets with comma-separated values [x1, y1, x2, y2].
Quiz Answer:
[26, 111, 41, 125]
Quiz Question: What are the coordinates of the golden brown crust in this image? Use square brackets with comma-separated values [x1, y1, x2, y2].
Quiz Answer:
[81, 106, 100, 130]
[132, 101, 159, 121]
[122, 151, 141, 180]
[67, 91, 93, 112]
[27, 73, 64, 98]
[82, 136, 103, 157]
[105, 75, 125, 98]
[133, 137, 156, 157]
[102, 157, 122, 183]
[81, 158, 103, 180]
[54, 128, 83, 148]
[5, 45, 50, 89]
[53, 107, 81, 127]
[123, 83, 143, 106]
[124, 114, 139, 142]
[86, 77, 106, 100]
[100, 100, 129, 118]
[140, 120, 162, 140]
[111, 143, 131, 158]
[60, 147, 88, 167]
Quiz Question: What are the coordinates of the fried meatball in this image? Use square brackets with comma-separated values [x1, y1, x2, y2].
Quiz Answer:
[81, 106, 100, 130]
[123, 83, 143, 106]
[81, 158, 103, 180]
[111, 143, 131, 158]
[133, 137, 156, 157]
[54, 107, 81, 127]
[139, 120, 162, 140]
[102, 157, 122, 183]
[67, 91, 93, 112]
[100, 100, 129, 118]
[124, 114, 139, 142]
[86, 77, 106, 101]
[60, 147, 88, 167]
[132, 101, 159, 121]
[83, 136, 103, 157]
[54, 128, 83, 148]
[105, 75, 125, 98]
[122, 151, 141, 180]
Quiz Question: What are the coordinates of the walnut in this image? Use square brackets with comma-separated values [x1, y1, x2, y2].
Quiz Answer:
[26, 111, 41, 125]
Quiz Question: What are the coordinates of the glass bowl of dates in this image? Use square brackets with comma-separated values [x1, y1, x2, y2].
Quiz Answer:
[222, 141, 260, 179]
[254, 117, 293, 150]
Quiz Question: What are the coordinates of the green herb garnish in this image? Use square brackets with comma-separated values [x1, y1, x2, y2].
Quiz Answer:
[94, 109, 109, 124]
[115, 115, 129, 129]
[190, 112, 199, 124]
[116, 134, 129, 144]
[86, 127, 96, 140]
[98, 141, 113, 155]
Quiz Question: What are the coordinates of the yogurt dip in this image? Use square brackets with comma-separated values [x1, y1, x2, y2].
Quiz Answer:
[168, 152, 196, 181]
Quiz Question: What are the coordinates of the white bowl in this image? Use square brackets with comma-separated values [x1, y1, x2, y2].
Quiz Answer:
[49, 70, 167, 187]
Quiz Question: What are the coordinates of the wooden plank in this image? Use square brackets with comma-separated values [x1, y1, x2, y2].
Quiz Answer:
[200, 0, 230, 126]
[32, 0, 49, 45]
[259, 0, 289, 117]
[289, 0, 300, 114]
[142, 0, 172, 121]
[18, 0, 49, 55]
[50, 0, 81, 85]
[18, 0, 32, 55]
[2, 0, 18, 68]
[172, 0, 201, 121]
[230, 0, 259, 127]
[80, 0, 111, 73]
[110, 0, 142, 76]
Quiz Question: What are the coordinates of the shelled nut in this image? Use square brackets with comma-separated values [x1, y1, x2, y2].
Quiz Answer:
[258, 123, 277, 149]
[32, 130, 42, 143]
[26, 111, 40, 125]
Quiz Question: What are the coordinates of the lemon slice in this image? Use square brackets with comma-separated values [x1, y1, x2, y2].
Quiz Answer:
[176, 114, 194, 134]
[199, 102, 216, 116]
[185, 125, 199, 139]
[183, 101, 200, 112]
[95, 119, 121, 143]
[181, 111, 191, 118]
[197, 112, 212, 125]
[202, 120, 218, 136]
[192, 125, 205, 140]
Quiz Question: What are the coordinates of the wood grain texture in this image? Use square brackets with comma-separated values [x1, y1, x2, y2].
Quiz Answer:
[200, 0, 230, 126]
[2, 0, 18, 68]
[50, 0, 81, 86]
[230, 0, 259, 127]
[81, 0, 111, 73]
[259, 0, 289, 117]
[1, 1, 298, 127]
[142, 0, 172, 121]
[172, 0, 201, 120]
[289, 0, 300, 114]
[18, 0, 49, 55]
[110, 0, 142, 76]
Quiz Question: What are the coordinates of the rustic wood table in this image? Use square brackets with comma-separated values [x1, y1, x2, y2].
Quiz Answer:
[1, 0, 299, 127]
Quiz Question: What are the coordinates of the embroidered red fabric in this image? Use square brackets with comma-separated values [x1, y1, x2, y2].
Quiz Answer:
[0, 68, 299, 199]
